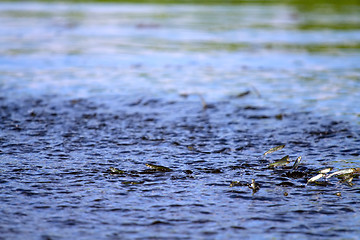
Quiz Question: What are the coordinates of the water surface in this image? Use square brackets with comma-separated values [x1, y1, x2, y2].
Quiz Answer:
[0, 1, 360, 239]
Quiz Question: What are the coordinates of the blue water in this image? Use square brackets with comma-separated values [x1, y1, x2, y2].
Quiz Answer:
[1, 2, 360, 239]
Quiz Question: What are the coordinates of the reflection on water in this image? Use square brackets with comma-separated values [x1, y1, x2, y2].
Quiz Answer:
[0, 1, 360, 239]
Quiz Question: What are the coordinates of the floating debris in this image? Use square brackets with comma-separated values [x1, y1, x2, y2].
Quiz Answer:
[145, 164, 173, 172]
[268, 155, 290, 168]
[292, 156, 302, 170]
[263, 145, 285, 156]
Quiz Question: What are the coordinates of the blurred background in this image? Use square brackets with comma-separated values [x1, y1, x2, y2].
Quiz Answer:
[1, 0, 360, 121]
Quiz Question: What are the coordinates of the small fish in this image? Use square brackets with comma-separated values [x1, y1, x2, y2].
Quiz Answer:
[326, 168, 358, 179]
[248, 179, 260, 191]
[339, 174, 355, 186]
[292, 156, 302, 170]
[145, 164, 173, 172]
[307, 167, 335, 184]
[122, 181, 144, 185]
[194, 93, 208, 109]
[236, 90, 251, 98]
[268, 155, 290, 168]
[187, 145, 195, 151]
[230, 181, 242, 187]
[263, 145, 285, 156]
[341, 175, 354, 183]
[109, 167, 125, 174]
[307, 173, 326, 184]
[318, 167, 333, 174]
[199, 95, 208, 109]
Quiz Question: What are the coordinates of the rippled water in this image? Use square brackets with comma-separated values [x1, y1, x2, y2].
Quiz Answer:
[1, 1, 360, 239]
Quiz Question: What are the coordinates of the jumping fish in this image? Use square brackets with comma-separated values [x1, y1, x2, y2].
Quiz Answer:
[263, 145, 285, 156]
[268, 155, 290, 168]
[307, 173, 326, 184]
[341, 175, 354, 183]
[248, 179, 260, 193]
[109, 167, 125, 174]
[326, 168, 359, 179]
[307, 167, 333, 184]
[319, 167, 333, 174]
[145, 164, 173, 172]
[292, 156, 302, 170]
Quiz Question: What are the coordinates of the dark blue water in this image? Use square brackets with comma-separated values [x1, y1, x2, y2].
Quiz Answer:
[1, 2, 360, 239]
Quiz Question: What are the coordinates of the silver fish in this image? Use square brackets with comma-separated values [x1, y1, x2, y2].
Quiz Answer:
[263, 145, 285, 156]
[268, 155, 290, 168]
[292, 156, 302, 170]
[307, 173, 326, 184]
[326, 168, 358, 179]
[318, 167, 333, 174]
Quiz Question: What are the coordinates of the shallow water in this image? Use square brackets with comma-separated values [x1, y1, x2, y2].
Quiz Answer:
[1, 1, 360, 239]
